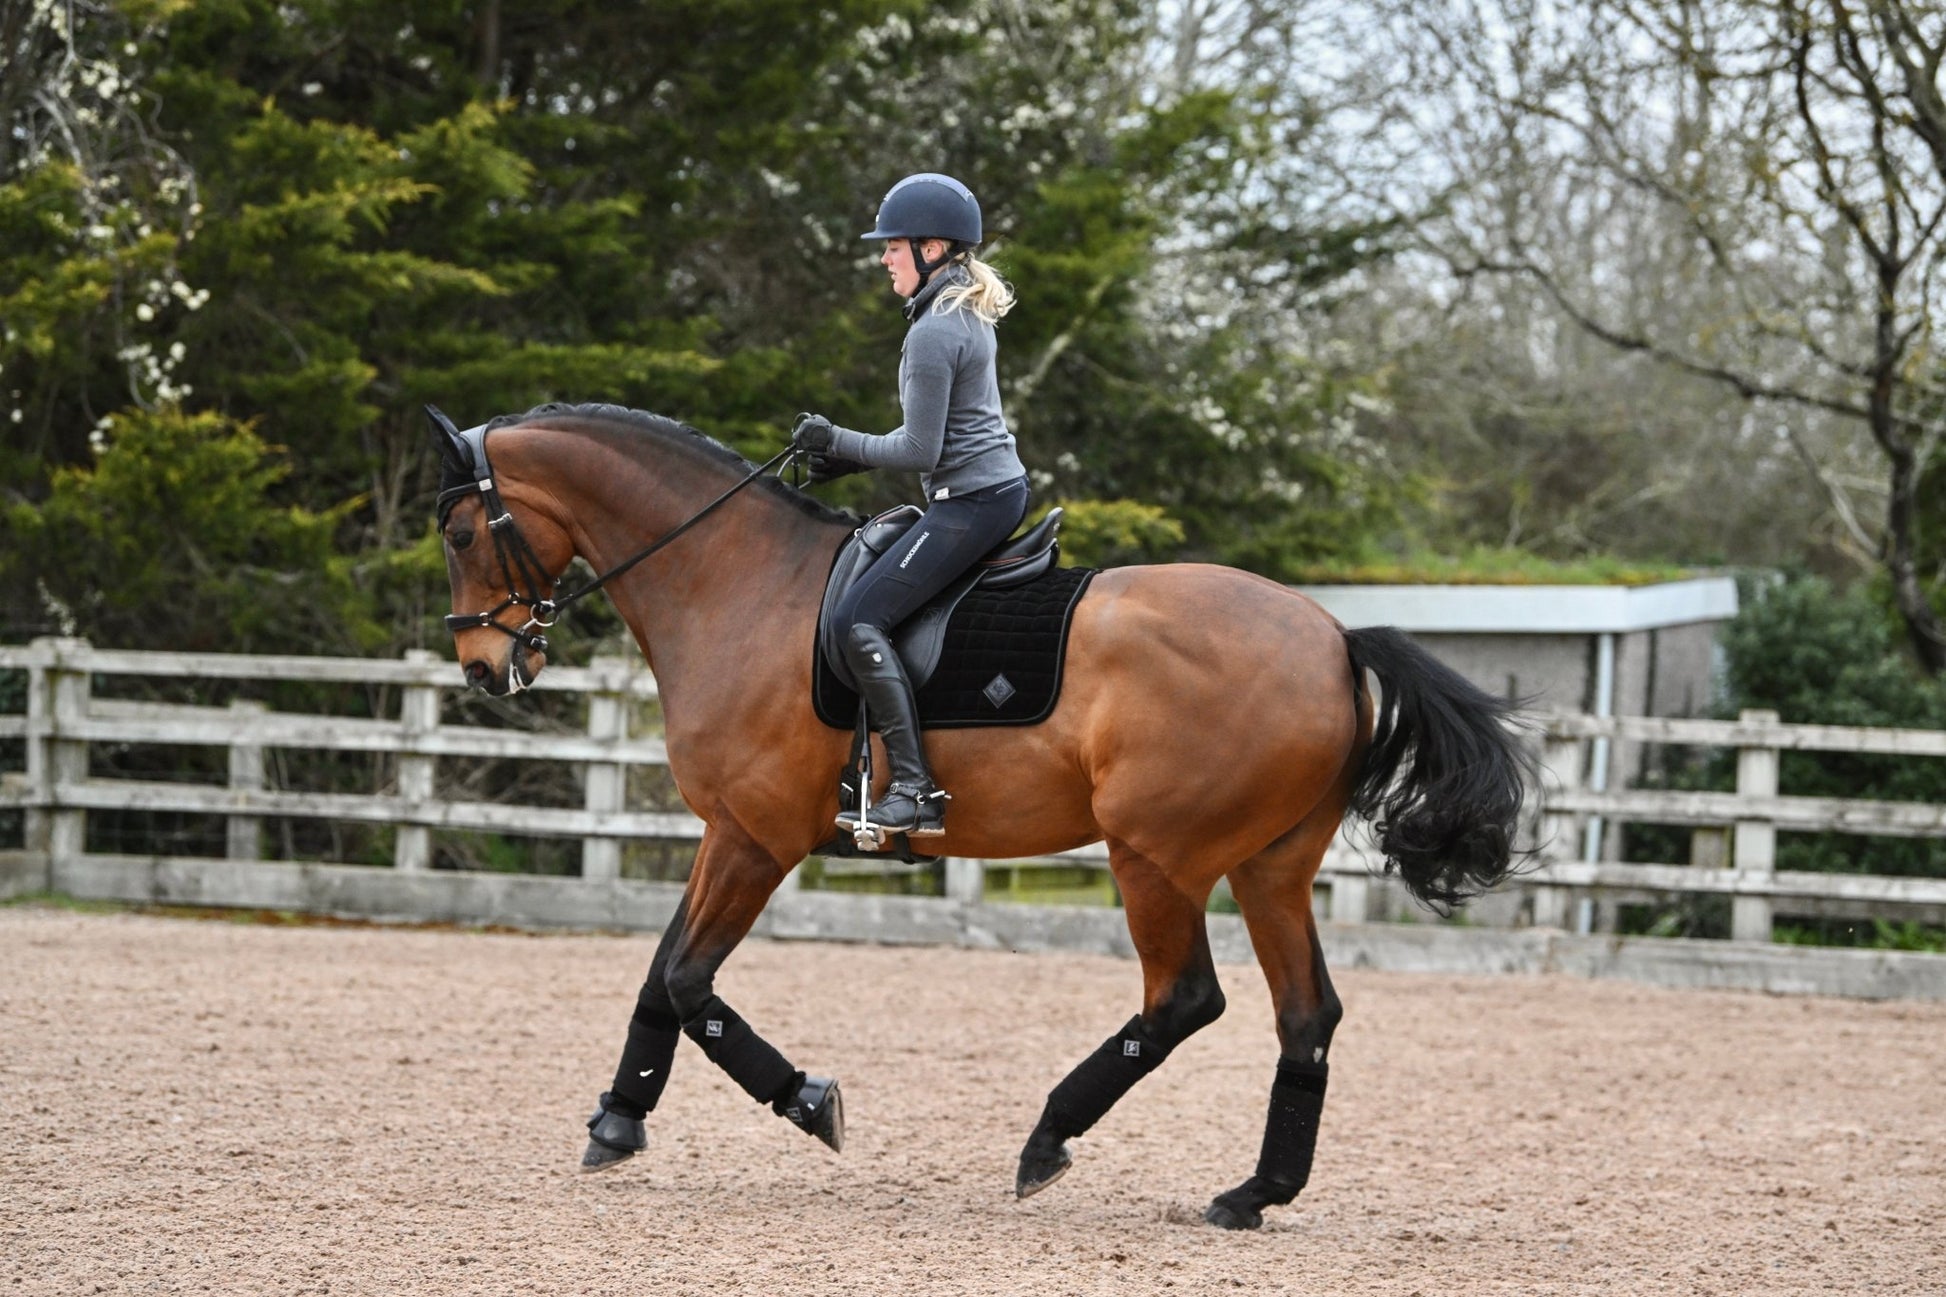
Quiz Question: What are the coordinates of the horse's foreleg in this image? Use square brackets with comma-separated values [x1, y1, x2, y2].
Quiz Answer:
[1015, 840, 1226, 1199]
[581, 895, 691, 1170]
[664, 823, 844, 1151]
[1207, 828, 1343, 1230]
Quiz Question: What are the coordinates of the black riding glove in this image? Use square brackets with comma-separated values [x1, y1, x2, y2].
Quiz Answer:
[791, 412, 836, 453]
[805, 452, 867, 486]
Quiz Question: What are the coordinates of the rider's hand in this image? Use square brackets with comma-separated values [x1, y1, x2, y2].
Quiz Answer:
[805, 452, 867, 486]
[791, 412, 836, 453]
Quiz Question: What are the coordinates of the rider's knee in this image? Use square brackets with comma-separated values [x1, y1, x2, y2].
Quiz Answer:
[843, 620, 887, 649]
[841, 621, 895, 668]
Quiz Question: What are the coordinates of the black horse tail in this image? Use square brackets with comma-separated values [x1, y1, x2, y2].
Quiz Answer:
[1343, 626, 1538, 915]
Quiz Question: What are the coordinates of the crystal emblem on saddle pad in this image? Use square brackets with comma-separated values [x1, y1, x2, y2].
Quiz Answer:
[982, 673, 1017, 709]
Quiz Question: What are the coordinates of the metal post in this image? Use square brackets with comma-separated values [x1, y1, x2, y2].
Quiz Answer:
[395, 650, 440, 872]
[1731, 708, 1779, 943]
[1581, 632, 1616, 863]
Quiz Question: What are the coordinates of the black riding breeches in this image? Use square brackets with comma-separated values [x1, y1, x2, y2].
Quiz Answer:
[831, 476, 1030, 633]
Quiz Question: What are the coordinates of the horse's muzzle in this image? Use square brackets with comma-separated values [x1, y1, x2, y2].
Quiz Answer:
[464, 642, 544, 696]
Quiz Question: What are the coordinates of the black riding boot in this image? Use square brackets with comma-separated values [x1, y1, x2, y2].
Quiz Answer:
[837, 624, 947, 837]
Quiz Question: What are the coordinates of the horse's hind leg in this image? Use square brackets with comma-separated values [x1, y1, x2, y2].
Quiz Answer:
[1204, 819, 1344, 1229]
[1015, 838, 1227, 1198]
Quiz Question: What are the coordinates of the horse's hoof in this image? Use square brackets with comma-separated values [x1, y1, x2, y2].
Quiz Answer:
[581, 1092, 646, 1171]
[1205, 1174, 1296, 1228]
[1203, 1197, 1264, 1230]
[579, 1137, 638, 1172]
[781, 1074, 844, 1152]
[1014, 1141, 1072, 1199]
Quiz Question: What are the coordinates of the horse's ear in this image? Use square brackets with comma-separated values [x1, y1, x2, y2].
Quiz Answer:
[425, 404, 469, 473]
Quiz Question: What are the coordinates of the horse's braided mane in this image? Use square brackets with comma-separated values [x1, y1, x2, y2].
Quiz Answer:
[486, 401, 859, 526]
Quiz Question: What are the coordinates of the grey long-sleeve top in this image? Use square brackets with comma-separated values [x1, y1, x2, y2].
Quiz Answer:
[824, 267, 1026, 500]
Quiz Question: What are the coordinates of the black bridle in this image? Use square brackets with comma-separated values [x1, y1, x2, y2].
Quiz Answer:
[432, 409, 799, 670]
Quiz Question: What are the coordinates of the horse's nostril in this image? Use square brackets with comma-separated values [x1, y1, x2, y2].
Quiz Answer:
[464, 660, 490, 686]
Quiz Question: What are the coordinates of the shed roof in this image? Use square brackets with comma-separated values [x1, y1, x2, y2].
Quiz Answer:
[1295, 576, 1739, 634]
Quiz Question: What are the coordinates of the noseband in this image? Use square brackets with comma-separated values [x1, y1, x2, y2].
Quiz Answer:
[433, 409, 798, 667]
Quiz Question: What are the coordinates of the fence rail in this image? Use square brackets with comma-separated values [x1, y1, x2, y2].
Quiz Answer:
[4, 637, 1944, 963]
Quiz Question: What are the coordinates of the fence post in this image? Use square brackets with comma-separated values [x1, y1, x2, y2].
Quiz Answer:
[1325, 831, 1371, 922]
[1731, 708, 1779, 943]
[395, 651, 440, 872]
[581, 657, 629, 883]
[22, 647, 51, 862]
[943, 856, 984, 904]
[1531, 726, 1585, 929]
[1689, 827, 1729, 870]
[25, 638, 91, 877]
[1328, 869, 1370, 923]
[227, 699, 267, 862]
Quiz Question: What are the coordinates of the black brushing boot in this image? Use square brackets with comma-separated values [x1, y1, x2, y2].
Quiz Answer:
[836, 624, 948, 838]
[581, 1091, 647, 1171]
[774, 1072, 845, 1152]
[1205, 1059, 1328, 1228]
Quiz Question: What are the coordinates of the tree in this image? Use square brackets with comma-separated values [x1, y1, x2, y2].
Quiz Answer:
[6, 0, 1411, 655]
[0, 0, 202, 473]
[7, 406, 384, 653]
[1375, 0, 1946, 668]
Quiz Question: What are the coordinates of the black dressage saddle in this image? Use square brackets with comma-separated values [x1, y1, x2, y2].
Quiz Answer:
[815, 504, 1064, 694]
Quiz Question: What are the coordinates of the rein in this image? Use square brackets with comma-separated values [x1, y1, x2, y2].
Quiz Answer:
[435, 413, 800, 659]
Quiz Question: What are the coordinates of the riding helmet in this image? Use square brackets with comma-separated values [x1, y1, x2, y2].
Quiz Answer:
[860, 173, 982, 246]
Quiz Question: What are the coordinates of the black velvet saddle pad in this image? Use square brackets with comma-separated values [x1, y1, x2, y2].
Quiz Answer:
[813, 566, 1096, 730]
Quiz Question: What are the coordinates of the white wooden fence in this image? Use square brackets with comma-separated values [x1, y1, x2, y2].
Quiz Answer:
[1531, 711, 1946, 939]
[4, 637, 1944, 975]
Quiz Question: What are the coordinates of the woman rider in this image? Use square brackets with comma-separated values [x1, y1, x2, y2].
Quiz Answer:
[792, 172, 1030, 839]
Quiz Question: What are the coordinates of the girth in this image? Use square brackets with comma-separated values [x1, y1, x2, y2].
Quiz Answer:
[816, 505, 1064, 692]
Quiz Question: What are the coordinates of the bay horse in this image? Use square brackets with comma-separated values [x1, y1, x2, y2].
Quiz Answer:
[431, 402, 1535, 1230]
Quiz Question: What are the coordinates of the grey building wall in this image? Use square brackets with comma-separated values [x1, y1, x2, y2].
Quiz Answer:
[1412, 625, 1720, 727]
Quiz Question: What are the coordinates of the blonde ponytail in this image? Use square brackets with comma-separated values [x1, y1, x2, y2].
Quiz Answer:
[935, 253, 1016, 325]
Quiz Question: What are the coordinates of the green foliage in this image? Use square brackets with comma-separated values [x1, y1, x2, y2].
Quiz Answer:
[1047, 499, 1184, 569]
[1719, 575, 1946, 737]
[4, 0, 1405, 655]
[3, 407, 392, 654]
[1291, 547, 1699, 587]
[1774, 919, 1946, 953]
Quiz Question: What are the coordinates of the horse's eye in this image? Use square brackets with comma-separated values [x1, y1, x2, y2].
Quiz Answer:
[451, 527, 475, 551]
